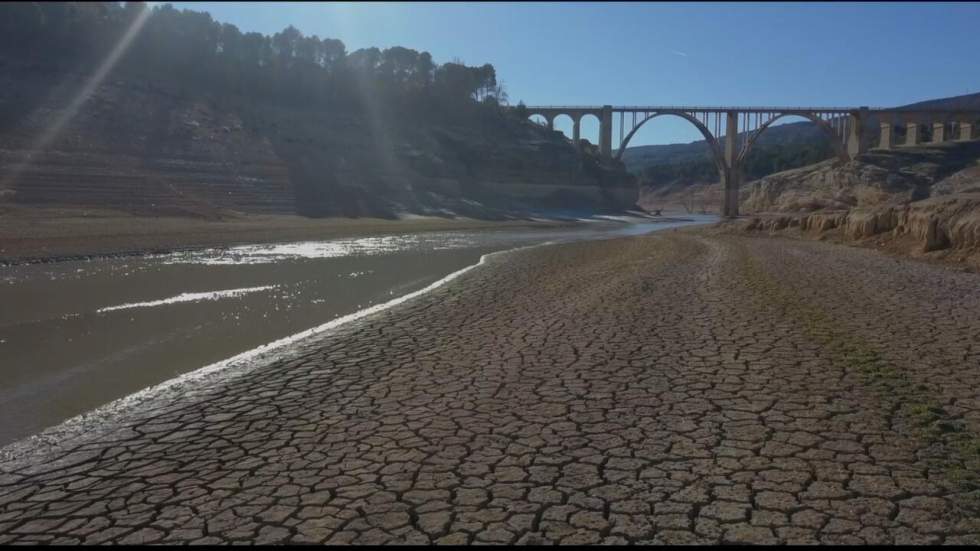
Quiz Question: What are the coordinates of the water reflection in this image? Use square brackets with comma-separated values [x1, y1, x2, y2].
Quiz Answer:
[96, 285, 278, 313]
[161, 235, 481, 265]
[0, 215, 716, 446]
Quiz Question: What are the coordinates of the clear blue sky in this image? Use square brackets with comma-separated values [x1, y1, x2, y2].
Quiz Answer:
[168, 2, 980, 146]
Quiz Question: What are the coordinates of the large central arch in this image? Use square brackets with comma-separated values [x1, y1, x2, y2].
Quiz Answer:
[614, 111, 726, 174]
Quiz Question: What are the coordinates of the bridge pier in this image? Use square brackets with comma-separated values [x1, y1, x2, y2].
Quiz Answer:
[572, 117, 581, 147]
[958, 122, 974, 142]
[722, 110, 740, 219]
[932, 122, 946, 143]
[846, 109, 868, 158]
[904, 123, 921, 146]
[879, 122, 895, 149]
[599, 106, 613, 162]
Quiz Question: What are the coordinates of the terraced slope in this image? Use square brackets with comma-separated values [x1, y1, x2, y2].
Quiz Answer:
[0, 68, 637, 219]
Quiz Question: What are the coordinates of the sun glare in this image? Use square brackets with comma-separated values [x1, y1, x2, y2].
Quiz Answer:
[0, 4, 153, 189]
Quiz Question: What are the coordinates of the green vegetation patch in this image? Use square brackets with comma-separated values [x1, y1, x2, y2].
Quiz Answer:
[736, 245, 980, 513]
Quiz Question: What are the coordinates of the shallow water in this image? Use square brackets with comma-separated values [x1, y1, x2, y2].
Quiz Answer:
[0, 214, 716, 446]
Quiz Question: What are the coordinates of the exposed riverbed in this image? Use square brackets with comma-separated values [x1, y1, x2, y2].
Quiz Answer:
[5, 226, 980, 544]
[0, 214, 715, 446]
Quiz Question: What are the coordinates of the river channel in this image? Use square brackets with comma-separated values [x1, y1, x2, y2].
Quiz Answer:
[0, 214, 716, 446]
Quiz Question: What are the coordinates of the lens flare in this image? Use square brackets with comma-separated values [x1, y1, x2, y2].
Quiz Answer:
[0, 5, 154, 189]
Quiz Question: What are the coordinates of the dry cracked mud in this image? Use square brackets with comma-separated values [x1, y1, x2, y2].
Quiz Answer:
[2, 229, 980, 544]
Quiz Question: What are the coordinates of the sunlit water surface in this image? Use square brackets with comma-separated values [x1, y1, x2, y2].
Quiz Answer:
[0, 215, 716, 446]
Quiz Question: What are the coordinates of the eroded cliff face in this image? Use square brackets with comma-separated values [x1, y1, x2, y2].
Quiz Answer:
[735, 141, 980, 270]
[739, 145, 980, 213]
[0, 70, 637, 219]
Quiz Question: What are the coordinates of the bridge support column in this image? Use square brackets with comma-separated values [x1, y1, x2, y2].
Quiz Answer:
[545, 115, 555, 131]
[879, 123, 895, 149]
[599, 105, 613, 162]
[572, 117, 581, 148]
[958, 122, 974, 142]
[846, 109, 867, 158]
[722, 111, 740, 219]
[932, 122, 946, 143]
[905, 123, 920, 146]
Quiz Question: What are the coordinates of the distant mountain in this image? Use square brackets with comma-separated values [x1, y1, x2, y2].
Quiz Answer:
[621, 122, 825, 169]
[622, 91, 980, 177]
[894, 91, 980, 111]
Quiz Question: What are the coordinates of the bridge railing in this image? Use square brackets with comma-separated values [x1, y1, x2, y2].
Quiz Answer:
[521, 106, 602, 110]
[612, 106, 874, 112]
[523, 105, 980, 115]
[525, 105, 877, 112]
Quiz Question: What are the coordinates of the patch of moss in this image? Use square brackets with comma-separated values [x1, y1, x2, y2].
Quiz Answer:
[736, 246, 980, 511]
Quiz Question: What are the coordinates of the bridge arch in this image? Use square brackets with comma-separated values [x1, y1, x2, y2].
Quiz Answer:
[614, 111, 726, 173]
[578, 113, 601, 146]
[551, 113, 576, 140]
[527, 112, 551, 129]
[738, 112, 848, 164]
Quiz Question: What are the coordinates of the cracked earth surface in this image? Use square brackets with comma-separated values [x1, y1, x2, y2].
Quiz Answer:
[1, 230, 980, 544]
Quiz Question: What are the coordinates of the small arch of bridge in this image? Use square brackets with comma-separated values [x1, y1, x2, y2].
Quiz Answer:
[550, 113, 575, 140]
[525, 109, 604, 147]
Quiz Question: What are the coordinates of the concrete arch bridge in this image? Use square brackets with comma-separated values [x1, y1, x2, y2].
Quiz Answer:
[523, 105, 980, 217]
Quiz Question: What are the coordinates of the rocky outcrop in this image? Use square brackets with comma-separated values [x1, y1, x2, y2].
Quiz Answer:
[902, 194, 980, 252]
[738, 195, 980, 270]
[743, 142, 980, 209]
[735, 143, 980, 270]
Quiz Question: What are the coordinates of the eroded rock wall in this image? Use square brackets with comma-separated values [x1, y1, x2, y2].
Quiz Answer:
[735, 142, 980, 269]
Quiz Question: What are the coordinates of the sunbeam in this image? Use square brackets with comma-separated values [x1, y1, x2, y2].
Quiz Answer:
[350, 56, 400, 180]
[0, 4, 153, 189]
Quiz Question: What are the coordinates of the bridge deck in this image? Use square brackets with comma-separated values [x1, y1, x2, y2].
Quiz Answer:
[525, 105, 977, 115]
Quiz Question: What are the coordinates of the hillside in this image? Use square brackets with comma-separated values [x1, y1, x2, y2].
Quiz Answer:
[0, 3, 637, 223]
[0, 64, 636, 220]
[895, 91, 980, 111]
[622, 120, 828, 168]
[740, 141, 980, 213]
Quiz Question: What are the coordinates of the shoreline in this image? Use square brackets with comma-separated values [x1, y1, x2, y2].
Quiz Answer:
[0, 207, 693, 265]
[0, 221, 709, 462]
[0, 211, 572, 266]
[1, 218, 709, 457]
[0, 246, 514, 470]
